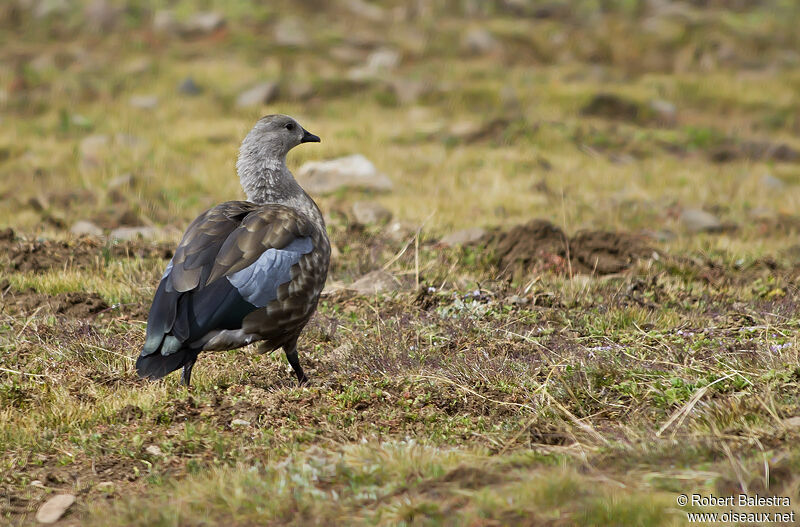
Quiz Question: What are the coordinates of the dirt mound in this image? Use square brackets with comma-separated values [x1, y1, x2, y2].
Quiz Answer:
[483, 219, 653, 277]
[0, 228, 172, 273]
[1, 284, 110, 318]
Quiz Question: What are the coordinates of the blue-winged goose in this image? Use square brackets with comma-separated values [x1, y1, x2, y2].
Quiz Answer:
[136, 115, 330, 386]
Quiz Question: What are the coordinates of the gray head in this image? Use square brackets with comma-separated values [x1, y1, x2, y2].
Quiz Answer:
[238, 114, 320, 163]
[236, 115, 321, 205]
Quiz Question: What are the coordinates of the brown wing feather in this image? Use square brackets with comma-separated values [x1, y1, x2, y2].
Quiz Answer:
[205, 207, 314, 284]
[169, 201, 260, 293]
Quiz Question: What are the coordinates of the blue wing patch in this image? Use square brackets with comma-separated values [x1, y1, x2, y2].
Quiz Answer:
[226, 236, 313, 307]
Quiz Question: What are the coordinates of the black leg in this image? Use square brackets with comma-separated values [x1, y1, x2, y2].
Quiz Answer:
[284, 339, 308, 385]
[181, 359, 196, 387]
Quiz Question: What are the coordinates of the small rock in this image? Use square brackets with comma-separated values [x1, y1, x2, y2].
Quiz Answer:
[348, 48, 400, 80]
[366, 48, 400, 71]
[108, 173, 136, 190]
[297, 154, 392, 195]
[273, 17, 309, 47]
[29, 53, 55, 72]
[84, 0, 121, 31]
[461, 28, 498, 55]
[79, 134, 110, 168]
[110, 226, 159, 241]
[330, 45, 366, 64]
[286, 80, 314, 101]
[680, 208, 723, 233]
[123, 57, 152, 75]
[177, 77, 202, 96]
[34, 0, 68, 19]
[129, 95, 159, 110]
[96, 481, 114, 492]
[182, 12, 226, 36]
[236, 82, 278, 108]
[70, 220, 103, 237]
[145, 445, 163, 456]
[761, 174, 785, 191]
[440, 228, 487, 247]
[152, 10, 178, 34]
[390, 79, 426, 104]
[231, 418, 251, 427]
[36, 494, 75, 524]
[385, 221, 417, 242]
[352, 201, 392, 225]
[348, 270, 400, 295]
[30, 480, 45, 488]
[784, 416, 800, 429]
[648, 99, 677, 125]
[345, 0, 386, 21]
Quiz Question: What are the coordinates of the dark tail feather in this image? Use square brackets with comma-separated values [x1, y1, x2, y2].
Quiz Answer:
[136, 348, 192, 380]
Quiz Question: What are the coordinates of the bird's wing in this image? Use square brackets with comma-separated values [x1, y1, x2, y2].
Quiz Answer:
[138, 201, 317, 373]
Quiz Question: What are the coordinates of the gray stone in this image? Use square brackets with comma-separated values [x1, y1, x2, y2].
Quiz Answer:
[236, 82, 278, 108]
[330, 46, 366, 64]
[79, 134, 110, 169]
[345, 0, 386, 21]
[178, 77, 202, 96]
[440, 228, 486, 247]
[390, 79, 426, 104]
[110, 226, 160, 241]
[152, 10, 178, 34]
[287, 80, 314, 101]
[231, 418, 251, 426]
[297, 154, 393, 195]
[761, 174, 785, 191]
[123, 56, 153, 75]
[273, 17, 309, 47]
[145, 445, 163, 456]
[84, 0, 121, 31]
[348, 270, 400, 295]
[108, 173, 136, 190]
[70, 220, 103, 237]
[36, 494, 75, 524]
[348, 48, 400, 80]
[352, 201, 392, 225]
[680, 208, 723, 233]
[183, 12, 226, 36]
[784, 416, 800, 429]
[129, 95, 159, 110]
[461, 28, 498, 55]
[34, 0, 68, 19]
[648, 99, 677, 125]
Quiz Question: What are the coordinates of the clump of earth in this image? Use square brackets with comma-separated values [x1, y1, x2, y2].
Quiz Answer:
[480, 219, 654, 277]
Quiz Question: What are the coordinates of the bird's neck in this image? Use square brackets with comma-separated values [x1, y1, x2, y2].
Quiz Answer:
[237, 155, 325, 227]
[238, 156, 297, 204]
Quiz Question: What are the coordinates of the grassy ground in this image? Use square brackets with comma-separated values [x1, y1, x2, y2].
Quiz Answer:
[2, 1, 800, 525]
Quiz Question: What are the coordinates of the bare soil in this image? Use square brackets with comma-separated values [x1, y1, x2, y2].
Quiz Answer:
[0, 228, 172, 273]
[481, 219, 654, 277]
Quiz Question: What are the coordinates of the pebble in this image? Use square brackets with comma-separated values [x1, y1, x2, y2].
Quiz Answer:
[36, 494, 76, 524]
[296, 154, 392, 195]
[236, 82, 278, 108]
[352, 201, 392, 225]
[70, 220, 103, 237]
[348, 270, 400, 295]
[440, 228, 486, 247]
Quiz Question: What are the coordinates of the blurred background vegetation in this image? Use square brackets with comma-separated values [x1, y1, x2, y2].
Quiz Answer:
[2, 0, 800, 248]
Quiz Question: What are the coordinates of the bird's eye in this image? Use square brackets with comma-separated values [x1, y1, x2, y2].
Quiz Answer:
[285, 123, 295, 131]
